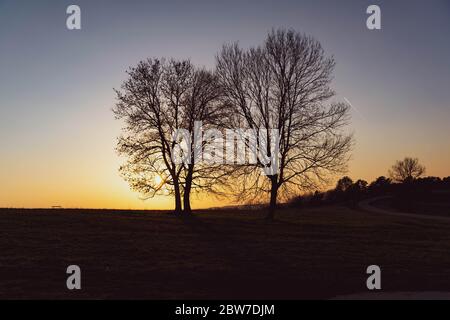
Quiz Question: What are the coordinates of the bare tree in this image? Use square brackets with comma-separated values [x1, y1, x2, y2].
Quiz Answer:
[113, 58, 224, 214]
[216, 29, 353, 219]
[389, 157, 425, 183]
[177, 69, 230, 214]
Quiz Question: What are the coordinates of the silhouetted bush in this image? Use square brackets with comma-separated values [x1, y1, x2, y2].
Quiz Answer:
[391, 176, 450, 212]
[368, 176, 392, 195]
[289, 191, 326, 208]
[347, 179, 368, 207]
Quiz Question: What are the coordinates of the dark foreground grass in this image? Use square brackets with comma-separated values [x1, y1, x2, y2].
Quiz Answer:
[1, 206, 450, 299]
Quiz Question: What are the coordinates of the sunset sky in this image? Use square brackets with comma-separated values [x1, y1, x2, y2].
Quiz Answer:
[1, 0, 449, 209]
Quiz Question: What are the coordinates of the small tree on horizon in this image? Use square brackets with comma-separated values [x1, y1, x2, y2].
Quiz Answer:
[389, 157, 426, 183]
[335, 176, 354, 193]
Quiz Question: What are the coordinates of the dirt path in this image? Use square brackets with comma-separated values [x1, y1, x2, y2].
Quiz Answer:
[359, 197, 450, 223]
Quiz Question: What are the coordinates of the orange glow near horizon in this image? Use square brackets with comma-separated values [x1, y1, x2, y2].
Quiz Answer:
[1, 140, 449, 210]
[1, 93, 449, 210]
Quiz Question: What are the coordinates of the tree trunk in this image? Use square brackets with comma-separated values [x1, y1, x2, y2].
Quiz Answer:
[183, 186, 192, 215]
[173, 182, 182, 215]
[183, 165, 194, 215]
[266, 176, 278, 220]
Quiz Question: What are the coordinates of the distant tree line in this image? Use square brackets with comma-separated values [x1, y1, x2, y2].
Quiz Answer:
[289, 157, 450, 210]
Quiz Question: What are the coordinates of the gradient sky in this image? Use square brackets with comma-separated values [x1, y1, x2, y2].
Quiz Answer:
[1, 0, 449, 209]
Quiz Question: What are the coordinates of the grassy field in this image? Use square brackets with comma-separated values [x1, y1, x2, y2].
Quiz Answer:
[1, 206, 450, 299]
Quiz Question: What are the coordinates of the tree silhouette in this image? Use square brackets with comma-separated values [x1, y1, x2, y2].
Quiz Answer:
[347, 179, 368, 207]
[216, 29, 353, 219]
[368, 176, 391, 195]
[113, 59, 225, 214]
[335, 176, 353, 193]
[389, 157, 425, 183]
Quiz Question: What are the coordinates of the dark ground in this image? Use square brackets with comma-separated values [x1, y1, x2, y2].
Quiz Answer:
[1, 206, 450, 299]
[373, 191, 450, 217]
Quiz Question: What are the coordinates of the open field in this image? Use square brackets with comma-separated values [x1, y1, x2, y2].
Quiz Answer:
[1, 206, 450, 299]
